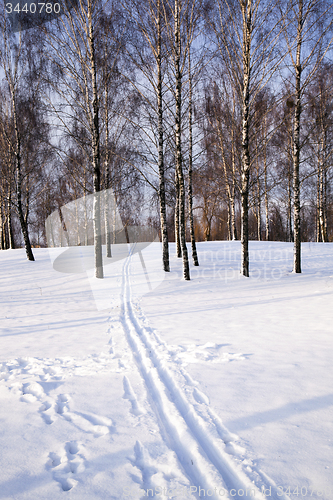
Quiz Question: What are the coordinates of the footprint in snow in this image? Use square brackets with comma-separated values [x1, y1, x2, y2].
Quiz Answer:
[192, 387, 210, 405]
[55, 393, 71, 415]
[20, 381, 44, 403]
[38, 394, 71, 425]
[65, 409, 114, 437]
[207, 407, 244, 456]
[129, 441, 158, 491]
[123, 376, 145, 416]
[179, 368, 199, 387]
[108, 337, 114, 355]
[47, 441, 85, 492]
[129, 441, 186, 495]
[16, 380, 58, 425]
[35, 390, 113, 437]
[224, 442, 246, 457]
[171, 343, 247, 365]
[39, 400, 55, 425]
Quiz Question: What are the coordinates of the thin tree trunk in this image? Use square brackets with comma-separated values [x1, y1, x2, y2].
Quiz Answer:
[319, 163, 327, 242]
[24, 173, 30, 227]
[83, 171, 88, 246]
[227, 201, 232, 240]
[204, 215, 212, 241]
[8, 187, 15, 250]
[174, 0, 190, 280]
[257, 179, 261, 241]
[218, 125, 234, 240]
[263, 117, 269, 241]
[319, 108, 328, 242]
[105, 183, 112, 257]
[316, 148, 321, 242]
[288, 166, 293, 242]
[58, 207, 70, 245]
[188, 44, 199, 266]
[231, 112, 237, 240]
[256, 148, 261, 241]
[104, 85, 112, 258]
[113, 197, 117, 244]
[12, 92, 34, 261]
[231, 194, 237, 240]
[88, 3, 103, 278]
[323, 167, 328, 240]
[75, 198, 81, 246]
[0, 201, 3, 250]
[292, 0, 302, 273]
[241, 170, 250, 275]
[175, 168, 181, 257]
[240, 1, 252, 277]
[3, 209, 9, 249]
[264, 160, 269, 241]
[157, 0, 170, 272]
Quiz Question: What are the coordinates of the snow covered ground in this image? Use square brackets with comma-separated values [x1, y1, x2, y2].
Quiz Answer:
[0, 241, 332, 500]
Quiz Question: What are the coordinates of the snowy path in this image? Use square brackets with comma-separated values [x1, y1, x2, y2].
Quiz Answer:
[118, 249, 290, 500]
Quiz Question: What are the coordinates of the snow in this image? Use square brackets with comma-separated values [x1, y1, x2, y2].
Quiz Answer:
[0, 241, 332, 500]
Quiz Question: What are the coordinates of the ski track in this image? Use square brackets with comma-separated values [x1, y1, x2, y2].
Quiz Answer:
[0, 250, 292, 500]
[120, 250, 291, 500]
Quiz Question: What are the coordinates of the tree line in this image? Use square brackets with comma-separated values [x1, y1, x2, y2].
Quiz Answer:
[0, 0, 332, 280]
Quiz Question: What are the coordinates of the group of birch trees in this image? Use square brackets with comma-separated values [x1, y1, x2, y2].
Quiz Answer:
[0, 0, 332, 279]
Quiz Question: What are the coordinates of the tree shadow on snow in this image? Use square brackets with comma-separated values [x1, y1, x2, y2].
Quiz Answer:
[226, 393, 333, 431]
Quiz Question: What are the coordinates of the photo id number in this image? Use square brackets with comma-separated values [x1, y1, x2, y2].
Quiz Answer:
[5, 3, 61, 14]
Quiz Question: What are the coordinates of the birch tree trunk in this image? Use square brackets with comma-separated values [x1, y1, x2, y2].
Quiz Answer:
[316, 152, 321, 242]
[84, 172, 89, 246]
[256, 166, 261, 241]
[174, 0, 190, 280]
[0, 201, 3, 250]
[157, 0, 170, 272]
[292, 0, 303, 273]
[318, 88, 328, 242]
[188, 44, 199, 266]
[264, 156, 269, 241]
[230, 103, 237, 241]
[88, 2, 103, 279]
[104, 85, 112, 258]
[12, 93, 35, 261]
[263, 116, 270, 241]
[287, 166, 293, 242]
[323, 168, 328, 239]
[7, 186, 15, 249]
[174, 152, 181, 257]
[319, 159, 327, 242]
[240, 1, 252, 277]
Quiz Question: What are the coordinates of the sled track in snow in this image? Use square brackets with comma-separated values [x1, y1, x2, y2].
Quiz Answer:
[119, 252, 291, 500]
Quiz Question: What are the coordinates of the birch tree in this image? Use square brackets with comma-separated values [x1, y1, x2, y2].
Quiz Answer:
[184, 2, 206, 266]
[43, 0, 125, 278]
[306, 62, 333, 242]
[163, 0, 202, 280]
[173, 0, 190, 279]
[0, 19, 49, 259]
[207, 0, 287, 276]
[122, 0, 171, 272]
[203, 77, 241, 242]
[0, 26, 35, 259]
[281, 0, 333, 272]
